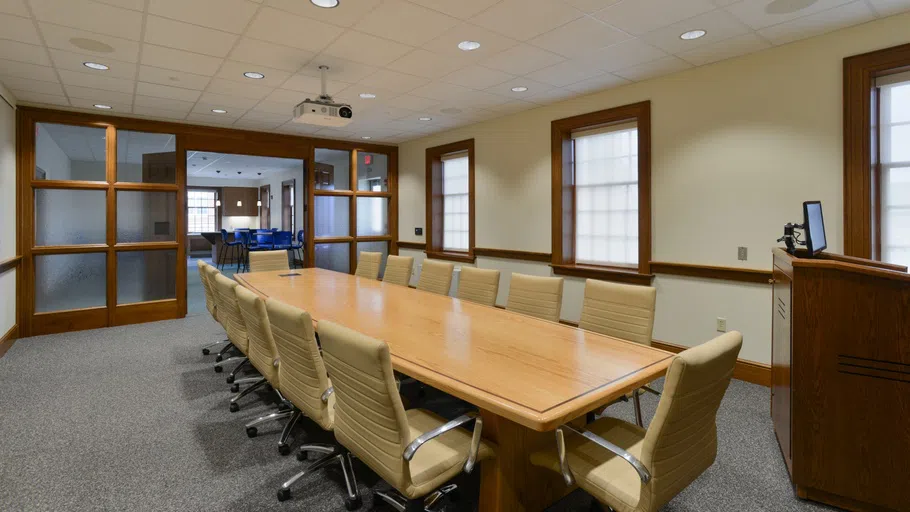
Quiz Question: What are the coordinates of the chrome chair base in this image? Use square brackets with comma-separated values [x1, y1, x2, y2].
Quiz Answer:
[244, 408, 302, 455]
[374, 484, 459, 512]
[201, 339, 229, 356]
[228, 378, 268, 412]
[277, 444, 361, 510]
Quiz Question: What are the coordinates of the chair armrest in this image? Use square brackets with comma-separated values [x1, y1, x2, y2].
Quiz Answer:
[560, 424, 651, 483]
[321, 387, 334, 403]
[403, 413, 483, 474]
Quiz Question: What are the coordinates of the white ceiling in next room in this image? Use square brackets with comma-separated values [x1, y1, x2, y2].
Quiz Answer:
[187, 152, 303, 180]
[2, 0, 909, 144]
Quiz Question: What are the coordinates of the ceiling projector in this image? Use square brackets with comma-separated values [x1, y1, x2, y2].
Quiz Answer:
[292, 65, 352, 127]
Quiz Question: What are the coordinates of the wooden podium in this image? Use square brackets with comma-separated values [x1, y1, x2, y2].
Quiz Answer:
[771, 248, 910, 511]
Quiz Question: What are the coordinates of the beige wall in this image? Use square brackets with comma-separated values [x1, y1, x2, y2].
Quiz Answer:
[0, 84, 16, 338]
[397, 12, 910, 365]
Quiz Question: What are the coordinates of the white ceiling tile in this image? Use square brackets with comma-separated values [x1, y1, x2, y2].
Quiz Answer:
[594, 0, 716, 35]
[58, 69, 135, 93]
[442, 90, 511, 109]
[10, 90, 69, 105]
[563, 72, 630, 93]
[358, 69, 430, 93]
[216, 61, 291, 88]
[133, 94, 196, 113]
[707, 0, 739, 5]
[138, 65, 212, 90]
[0, 76, 62, 95]
[198, 91, 260, 109]
[2, 12, 42, 45]
[440, 64, 514, 89]
[0, 0, 29, 16]
[144, 15, 239, 58]
[246, 7, 344, 53]
[478, 44, 565, 75]
[187, 112, 239, 126]
[64, 84, 134, 103]
[484, 99, 536, 114]
[354, 0, 459, 46]
[757, 1, 876, 44]
[281, 73, 350, 95]
[526, 59, 607, 87]
[277, 121, 323, 135]
[263, 88, 307, 105]
[68, 97, 132, 111]
[0, 40, 51, 66]
[49, 49, 136, 79]
[148, 0, 259, 33]
[562, 0, 622, 13]
[233, 119, 285, 131]
[191, 105, 244, 120]
[407, 0, 500, 19]
[140, 45, 224, 75]
[131, 105, 188, 120]
[867, 0, 910, 16]
[470, 0, 585, 41]
[522, 86, 579, 104]
[408, 80, 474, 101]
[205, 78, 273, 100]
[484, 76, 555, 98]
[642, 9, 752, 54]
[383, 94, 441, 111]
[254, 99, 297, 115]
[577, 39, 667, 73]
[229, 38, 314, 72]
[725, 0, 853, 30]
[238, 109, 292, 124]
[29, 0, 143, 40]
[678, 32, 770, 65]
[265, 0, 381, 27]
[614, 55, 693, 81]
[38, 23, 141, 62]
[299, 56, 378, 83]
[322, 30, 414, 67]
[136, 81, 202, 102]
[387, 49, 467, 78]
[94, 0, 144, 10]
[0, 59, 58, 81]
[528, 17, 631, 58]
[421, 22, 520, 64]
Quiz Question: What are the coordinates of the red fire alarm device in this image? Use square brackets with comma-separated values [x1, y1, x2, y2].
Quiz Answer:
[364, 154, 372, 165]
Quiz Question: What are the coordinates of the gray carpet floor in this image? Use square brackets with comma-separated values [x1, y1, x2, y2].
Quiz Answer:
[0, 312, 839, 511]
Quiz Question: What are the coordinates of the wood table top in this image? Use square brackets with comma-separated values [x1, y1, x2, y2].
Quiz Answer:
[235, 268, 673, 431]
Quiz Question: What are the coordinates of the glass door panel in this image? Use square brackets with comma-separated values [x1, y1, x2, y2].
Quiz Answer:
[34, 123, 107, 181]
[35, 253, 107, 313]
[314, 149, 351, 190]
[314, 196, 350, 237]
[356, 197, 389, 236]
[117, 250, 177, 304]
[35, 189, 107, 246]
[116, 130, 177, 184]
[315, 243, 350, 273]
[116, 190, 178, 243]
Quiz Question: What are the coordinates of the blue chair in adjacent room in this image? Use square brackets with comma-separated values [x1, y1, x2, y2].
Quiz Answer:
[235, 230, 254, 272]
[254, 231, 275, 251]
[271, 231, 294, 269]
[289, 230, 304, 269]
[218, 229, 243, 271]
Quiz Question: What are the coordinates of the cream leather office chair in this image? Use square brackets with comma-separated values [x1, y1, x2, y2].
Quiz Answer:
[456, 267, 500, 307]
[231, 285, 283, 415]
[266, 299, 360, 507]
[249, 250, 290, 272]
[354, 251, 382, 280]
[198, 261, 228, 356]
[211, 273, 252, 381]
[319, 320, 496, 512]
[417, 259, 454, 296]
[506, 273, 564, 322]
[383, 255, 414, 287]
[580, 279, 658, 425]
[530, 331, 742, 512]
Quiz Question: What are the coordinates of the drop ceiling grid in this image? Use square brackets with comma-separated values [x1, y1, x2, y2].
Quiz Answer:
[0, 0, 906, 144]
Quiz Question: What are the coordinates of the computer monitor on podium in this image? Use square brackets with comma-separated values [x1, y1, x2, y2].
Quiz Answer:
[803, 201, 826, 255]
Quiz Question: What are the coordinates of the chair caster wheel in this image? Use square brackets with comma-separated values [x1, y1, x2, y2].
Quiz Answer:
[277, 402, 291, 413]
[229, 402, 239, 413]
[231, 384, 239, 393]
[277, 488, 291, 502]
[344, 496, 362, 510]
[226, 375, 234, 384]
[246, 427, 257, 438]
[296, 450, 308, 461]
[278, 443, 290, 456]
[214, 366, 223, 373]
[215, 355, 223, 362]
[202, 348, 210, 355]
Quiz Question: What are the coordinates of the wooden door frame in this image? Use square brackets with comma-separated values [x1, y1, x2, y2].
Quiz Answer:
[281, 178, 295, 232]
[259, 184, 271, 229]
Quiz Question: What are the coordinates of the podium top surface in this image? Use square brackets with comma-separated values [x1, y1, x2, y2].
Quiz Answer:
[774, 247, 910, 280]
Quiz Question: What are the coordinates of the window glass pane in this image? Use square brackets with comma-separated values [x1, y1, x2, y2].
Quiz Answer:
[442, 155, 470, 252]
[117, 130, 176, 183]
[314, 149, 350, 190]
[117, 250, 177, 304]
[35, 189, 106, 246]
[35, 123, 106, 181]
[315, 243, 350, 273]
[890, 83, 910, 124]
[889, 125, 910, 163]
[357, 241, 389, 278]
[35, 253, 106, 312]
[187, 190, 217, 233]
[314, 196, 350, 237]
[357, 152, 388, 191]
[356, 197, 389, 236]
[117, 191, 177, 243]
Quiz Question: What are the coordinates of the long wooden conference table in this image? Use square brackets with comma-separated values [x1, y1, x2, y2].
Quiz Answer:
[235, 268, 674, 511]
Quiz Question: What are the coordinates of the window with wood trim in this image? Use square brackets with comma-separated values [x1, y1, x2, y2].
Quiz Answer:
[551, 101, 652, 285]
[878, 72, 910, 266]
[426, 139, 475, 263]
[187, 189, 218, 233]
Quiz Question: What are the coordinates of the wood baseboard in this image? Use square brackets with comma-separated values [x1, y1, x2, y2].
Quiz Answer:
[0, 323, 19, 359]
[652, 339, 771, 387]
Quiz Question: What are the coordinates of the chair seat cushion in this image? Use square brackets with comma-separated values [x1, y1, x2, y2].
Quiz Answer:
[403, 409, 496, 499]
[530, 417, 646, 512]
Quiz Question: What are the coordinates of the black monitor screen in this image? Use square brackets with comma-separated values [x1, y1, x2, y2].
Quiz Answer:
[803, 201, 827, 255]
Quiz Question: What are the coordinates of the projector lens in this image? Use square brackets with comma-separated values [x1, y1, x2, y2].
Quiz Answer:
[339, 106, 352, 118]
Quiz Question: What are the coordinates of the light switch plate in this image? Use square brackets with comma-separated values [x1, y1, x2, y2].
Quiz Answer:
[415, 227, 423, 236]
[737, 247, 748, 261]
[716, 318, 727, 332]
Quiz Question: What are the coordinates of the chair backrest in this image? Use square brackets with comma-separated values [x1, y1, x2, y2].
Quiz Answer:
[417, 259, 454, 295]
[354, 251, 382, 280]
[297, 230, 304, 243]
[235, 230, 250, 245]
[266, 298, 334, 431]
[220, 229, 229, 242]
[383, 255, 414, 287]
[274, 231, 292, 246]
[197, 260, 216, 318]
[234, 285, 280, 386]
[639, 331, 742, 510]
[318, 320, 412, 491]
[249, 250, 290, 272]
[578, 279, 656, 346]
[202, 264, 222, 323]
[506, 273, 564, 322]
[456, 267, 500, 306]
[212, 273, 248, 353]
[255, 232, 273, 246]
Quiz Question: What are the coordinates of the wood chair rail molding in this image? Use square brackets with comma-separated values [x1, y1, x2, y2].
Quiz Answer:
[649, 261, 772, 284]
[0, 255, 22, 275]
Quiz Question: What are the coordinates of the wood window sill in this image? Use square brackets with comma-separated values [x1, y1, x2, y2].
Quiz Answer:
[550, 263, 654, 285]
[426, 250, 476, 264]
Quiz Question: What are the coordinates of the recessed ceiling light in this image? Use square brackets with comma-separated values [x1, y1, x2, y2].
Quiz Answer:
[83, 62, 109, 71]
[419, 117, 432, 121]
[359, 93, 376, 99]
[310, 0, 339, 7]
[458, 41, 481, 51]
[243, 71, 265, 79]
[212, 109, 228, 114]
[361, 136, 372, 140]
[680, 29, 707, 40]
[511, 86, 528, 92]
[93, 104, 112, 109]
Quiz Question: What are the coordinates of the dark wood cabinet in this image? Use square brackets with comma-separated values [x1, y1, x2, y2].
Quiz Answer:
[221, 187, 259, 217]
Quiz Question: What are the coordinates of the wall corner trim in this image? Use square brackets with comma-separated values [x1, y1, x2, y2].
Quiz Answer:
[0, 324, 19, 359]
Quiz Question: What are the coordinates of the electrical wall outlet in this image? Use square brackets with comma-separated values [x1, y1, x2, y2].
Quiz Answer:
[716, 317, 727, 332]
[415, 227, 423, 236]
[737, 246, 748, 261]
